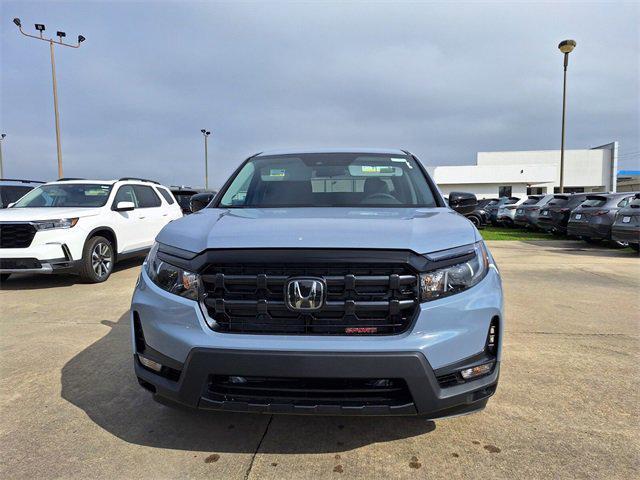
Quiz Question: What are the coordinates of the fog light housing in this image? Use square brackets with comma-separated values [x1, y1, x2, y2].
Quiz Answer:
[138, 355, 162, 373]
[460, 362, 494, 380]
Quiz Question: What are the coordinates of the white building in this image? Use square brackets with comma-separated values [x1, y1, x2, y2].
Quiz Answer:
[429, 142, 618, 199]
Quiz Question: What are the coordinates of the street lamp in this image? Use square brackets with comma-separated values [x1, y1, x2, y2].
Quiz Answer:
[13, 18, 86, 178]
[0, 134, 6, 178]
[201, 129, 211, 189]
[558, 39, 576, 194]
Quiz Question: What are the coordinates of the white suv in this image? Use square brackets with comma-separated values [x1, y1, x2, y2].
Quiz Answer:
[0, 178, 182, 283]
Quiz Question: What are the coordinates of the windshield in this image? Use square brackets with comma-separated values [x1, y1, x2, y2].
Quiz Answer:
[0, 186, 34, 208]
[173, 192, 196, 210]
[12, 183, 112, 208]
[523, 197, 541, 205]
[217, 153, 438, 208]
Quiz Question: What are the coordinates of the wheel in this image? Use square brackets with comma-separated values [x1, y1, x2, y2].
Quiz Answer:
[0, 273, 11, 283]
[467, 215, 481, 228]
[630, 243, 640, 252]
[551, 230, 563, 237]
[584, 237, 600, 244]
[79, 236, 114, 283]
[608, 240, 629, 249]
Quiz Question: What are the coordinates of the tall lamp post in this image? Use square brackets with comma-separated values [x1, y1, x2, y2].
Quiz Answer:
[13, 18, 85, 178]
[558, 39, 576, 194]
[200, 129, 211, 189]
[0, 134, 6, 178]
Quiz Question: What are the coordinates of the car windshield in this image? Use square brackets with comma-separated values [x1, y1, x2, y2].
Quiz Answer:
[12, 183, 112, 208]
[523, 197, 541, 205]
[0, 185, 34, 208]
[217, 153, 438, 208]
[173, 192, 196, 210]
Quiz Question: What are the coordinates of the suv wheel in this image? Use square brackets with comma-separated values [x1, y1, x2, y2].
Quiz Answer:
[609, 240, 629, 249]
[79, 236, 114, 283]
[630, 243, 640, 252]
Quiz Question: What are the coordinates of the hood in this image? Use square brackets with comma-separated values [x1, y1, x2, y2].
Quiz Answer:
[0, 207, 102, 222]
[157, 207, 478, 255]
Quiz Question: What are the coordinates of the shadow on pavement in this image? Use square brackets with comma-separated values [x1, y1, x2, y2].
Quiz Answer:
[61, 311, 435, 453]
[0, 256, 145, 290]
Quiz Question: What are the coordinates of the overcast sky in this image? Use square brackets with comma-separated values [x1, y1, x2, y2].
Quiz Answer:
[1, 1, 638, 188]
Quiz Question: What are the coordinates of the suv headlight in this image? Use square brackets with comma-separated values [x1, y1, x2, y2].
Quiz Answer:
[144, 242, 199, 300]
[420, 241, 490, 301]
[33, 218, 78, 230]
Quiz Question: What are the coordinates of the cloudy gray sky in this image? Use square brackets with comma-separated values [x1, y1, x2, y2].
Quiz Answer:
[1, 1, 638, 188]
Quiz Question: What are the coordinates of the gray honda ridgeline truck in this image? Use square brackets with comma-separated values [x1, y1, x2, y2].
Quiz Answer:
[131, 148, 503, 418]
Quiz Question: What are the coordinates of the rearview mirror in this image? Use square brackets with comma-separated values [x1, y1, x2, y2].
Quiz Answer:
[114, 201, 135, 212]
[448, 191, 478, 216]
[190, 192, 215, 213]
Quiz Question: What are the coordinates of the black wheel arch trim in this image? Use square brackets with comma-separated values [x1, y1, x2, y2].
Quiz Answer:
[85, 226, 118, 257]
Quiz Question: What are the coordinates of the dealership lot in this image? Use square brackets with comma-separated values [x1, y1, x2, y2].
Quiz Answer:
[1, 241, 638, 479]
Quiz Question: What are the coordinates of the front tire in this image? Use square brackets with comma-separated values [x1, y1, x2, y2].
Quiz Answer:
[630, 243, 640, 252]
[79, 236, 114, 283]
[608, 240, 629, 249]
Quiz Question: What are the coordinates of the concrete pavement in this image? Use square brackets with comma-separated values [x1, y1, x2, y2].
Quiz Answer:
[1, 241, 638, 479]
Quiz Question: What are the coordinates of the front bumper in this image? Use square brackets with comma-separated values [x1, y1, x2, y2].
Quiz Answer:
[135, 348, 499, 417]
[0, 227, 86, 274]
[0, 257, 80, 274]
[131, 262, 503, 417]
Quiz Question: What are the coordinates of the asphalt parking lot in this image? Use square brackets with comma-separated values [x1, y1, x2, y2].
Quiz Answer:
[1, 240, 638, 479]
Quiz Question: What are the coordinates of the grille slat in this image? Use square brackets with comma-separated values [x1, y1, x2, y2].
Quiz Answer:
[0, 223, 37, 248]
[207, 376, 413, 406]
[201, 258, 419, 335]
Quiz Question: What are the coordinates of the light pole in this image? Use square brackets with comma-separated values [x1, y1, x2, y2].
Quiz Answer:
[201, 129, 211, 189]
[13, 18, 85, 178]
[558, 39, 576, 194]
[0, 134, 6, 178]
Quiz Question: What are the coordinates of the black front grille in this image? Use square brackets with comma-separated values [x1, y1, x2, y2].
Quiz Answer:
[200, 260, 419, 335]
[0, 223, 37, 248]
[207, 375, 413, 407]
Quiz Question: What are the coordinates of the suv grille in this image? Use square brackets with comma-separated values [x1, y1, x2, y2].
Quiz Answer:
[200, 260, 419, 335]
[0, 223, 37, 248]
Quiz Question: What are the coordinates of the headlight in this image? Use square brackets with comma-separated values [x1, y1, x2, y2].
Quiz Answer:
[33, 218, 78, 230]
[420, 241, 489, 301]
[144, 242, 199, 300]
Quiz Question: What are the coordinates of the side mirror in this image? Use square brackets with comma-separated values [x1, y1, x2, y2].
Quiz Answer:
[190, 193, 214, 213]
[448, 191, 478, 216]
[114, 201, 135, 212]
